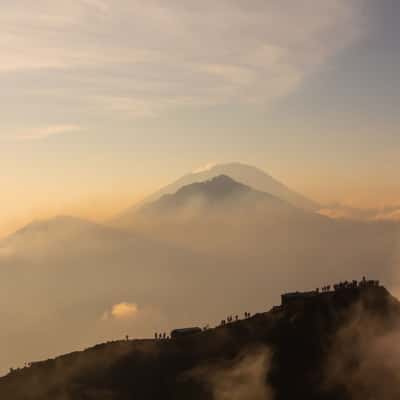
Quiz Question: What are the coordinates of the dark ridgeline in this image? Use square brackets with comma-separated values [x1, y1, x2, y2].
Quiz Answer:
[0, 281, 397, 400]
[281, 276, 380, 306]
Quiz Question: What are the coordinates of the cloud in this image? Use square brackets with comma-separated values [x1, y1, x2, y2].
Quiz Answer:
[15, 124, 82, 141]
[193, 162, 217, 174]
[319, 204, 400, 221]
[189, 347, 274, 400]
[96, 96, 158, 118]
[0, 0, 368, 120]
[102, 302, 139, 321]
[323, 300, 400, 399]
[81, 0, 109, 13]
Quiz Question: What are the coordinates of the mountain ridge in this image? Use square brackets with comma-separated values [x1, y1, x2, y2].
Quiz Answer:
[0, 283, 396, 400]
[114, 162, 319, 224]
[139, 174, 294, 216]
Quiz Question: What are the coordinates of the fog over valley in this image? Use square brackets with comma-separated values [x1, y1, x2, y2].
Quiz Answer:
[1, 163, 399, 376]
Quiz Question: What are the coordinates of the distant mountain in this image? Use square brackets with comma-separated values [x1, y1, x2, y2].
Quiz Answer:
[127, 174, 314, 253]
[1, 184, 398, 380]
[115, 174, 398, 281]
[140, 175, 292, 216]
[0, 284, 397, 400]
[0, 215, 129, 254]
[0, 215, 220, 376]
[115, 162, 318, 223]
[6, 215, 114, 240]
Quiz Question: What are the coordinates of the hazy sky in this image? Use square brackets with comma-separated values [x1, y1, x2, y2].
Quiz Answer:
[1, 0, 399, 236]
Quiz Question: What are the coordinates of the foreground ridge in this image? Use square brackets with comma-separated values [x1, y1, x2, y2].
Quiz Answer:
[0, 278, 396, 400]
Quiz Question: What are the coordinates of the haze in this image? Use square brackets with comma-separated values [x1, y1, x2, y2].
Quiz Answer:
[0, 0, 399, 378]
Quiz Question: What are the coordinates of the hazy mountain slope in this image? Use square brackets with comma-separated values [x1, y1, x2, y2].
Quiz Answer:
[115, 174, 400, 303]
[114, 163, 318, 223]
[0, 285, 398, 400]
[0, 216, 219, 375]
[140, 175, 294, 216]
[1, 188, 399, 377]
[2, 216, 125, 249]
[127, 174, 322, 253]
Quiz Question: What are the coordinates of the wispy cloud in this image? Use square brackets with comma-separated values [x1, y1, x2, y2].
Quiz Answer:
[0, 1, 368, 119]
[193, 162, 217, 174]
[319, 204, 400, 221]
[16, 124, 82, 141]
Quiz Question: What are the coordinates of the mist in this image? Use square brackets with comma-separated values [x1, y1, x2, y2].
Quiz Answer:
[323, 297, 400, 399]
[0, 171, 399, 376]
[189, 347, 274, 400]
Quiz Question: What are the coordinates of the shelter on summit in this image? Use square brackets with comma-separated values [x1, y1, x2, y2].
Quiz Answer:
[281, 290, 318, 306]
[170, 327, 202, 339]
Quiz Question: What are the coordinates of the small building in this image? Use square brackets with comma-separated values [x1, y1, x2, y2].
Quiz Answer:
[170, 327, 202, 339]
[281, 290, 318, 306]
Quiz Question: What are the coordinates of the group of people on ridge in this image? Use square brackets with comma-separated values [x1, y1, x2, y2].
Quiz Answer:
[320, 276, 380, 293]
[220, 311, 251, 326]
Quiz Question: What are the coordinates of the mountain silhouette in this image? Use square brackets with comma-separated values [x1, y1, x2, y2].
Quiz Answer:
[0, 283, 397, 400]
[140, 174, 292, 215]
[115, 162, 318, 223]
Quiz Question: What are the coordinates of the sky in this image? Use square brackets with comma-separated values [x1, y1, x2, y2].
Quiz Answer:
[1, 0, 399, 237]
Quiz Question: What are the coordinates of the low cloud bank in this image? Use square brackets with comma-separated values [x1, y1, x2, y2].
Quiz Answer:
[319, 204, 400, 221]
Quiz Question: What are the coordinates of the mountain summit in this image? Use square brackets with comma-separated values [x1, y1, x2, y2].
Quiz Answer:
[115, 162, 318, 223]
[149, 162, 318, 210]
[140, 175, 281, 213]
[137, 175, 296, 221]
